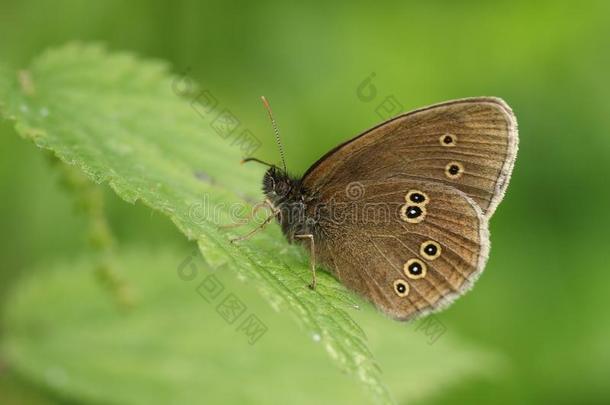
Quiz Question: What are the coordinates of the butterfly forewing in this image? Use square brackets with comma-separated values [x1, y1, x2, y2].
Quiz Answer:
[302, 97, 518, 218]
[313, 180, 489, 320]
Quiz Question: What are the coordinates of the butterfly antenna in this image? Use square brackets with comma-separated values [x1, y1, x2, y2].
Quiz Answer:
[241, 157, 275, 168]
[261, 96, 287, 172]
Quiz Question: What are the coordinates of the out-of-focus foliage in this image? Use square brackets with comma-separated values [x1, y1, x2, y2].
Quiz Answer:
[3, 247, 500, 404]
[0, 42, 392, 402]
[0, 0, 609, 403]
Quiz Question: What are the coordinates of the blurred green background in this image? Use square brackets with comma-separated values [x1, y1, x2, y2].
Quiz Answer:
[1, 0, 609, 403]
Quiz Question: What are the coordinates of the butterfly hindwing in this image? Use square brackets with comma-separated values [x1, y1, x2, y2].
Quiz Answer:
[313, 180, 489, 320]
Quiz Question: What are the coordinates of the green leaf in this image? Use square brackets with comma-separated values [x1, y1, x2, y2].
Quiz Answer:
[0, 43, 391, 403]
[0, 44, 501, 403]
[2, 247, 502, 404]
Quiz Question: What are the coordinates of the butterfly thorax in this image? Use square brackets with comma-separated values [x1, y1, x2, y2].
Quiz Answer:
[262, 167, 317, 242]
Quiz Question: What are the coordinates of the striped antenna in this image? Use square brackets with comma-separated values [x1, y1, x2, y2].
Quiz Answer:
[260, 96, 287, 172]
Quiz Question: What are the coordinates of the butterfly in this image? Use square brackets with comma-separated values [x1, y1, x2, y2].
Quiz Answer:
[234, 97, 518, 321]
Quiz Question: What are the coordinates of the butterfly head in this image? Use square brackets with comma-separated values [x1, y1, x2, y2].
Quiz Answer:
[262, 166, 298, 204]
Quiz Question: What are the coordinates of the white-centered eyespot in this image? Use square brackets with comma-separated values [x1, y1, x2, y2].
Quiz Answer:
[405, 189, 429, 205]
[393, 279, 410, 297]
[420, 240, 442, 260]
[403, 258, 427, 279]
[400, 204, 427, 224]
[440, 133, 457, 147]
[445, 161, 464, 179]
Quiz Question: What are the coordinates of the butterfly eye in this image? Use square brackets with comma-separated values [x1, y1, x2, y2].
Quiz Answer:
[420, 240, 441, 260]
[275, 181, 289, 196]
[393, 279, 410, 297]
[403, 258, 427, 279]
[400, 205, 426, 223]
[445, 161, 464, 179]
[406, 190, 428, 205]
[440, 133, 457, 147]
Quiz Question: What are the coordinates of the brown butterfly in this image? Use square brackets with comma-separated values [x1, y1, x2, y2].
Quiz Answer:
[234, 97, 518, 321]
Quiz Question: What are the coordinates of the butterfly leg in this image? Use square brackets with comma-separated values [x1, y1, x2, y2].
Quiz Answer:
[219, 199, 274, 229]
[295, 234, 317, 290]
[229, 205, 280, 243]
